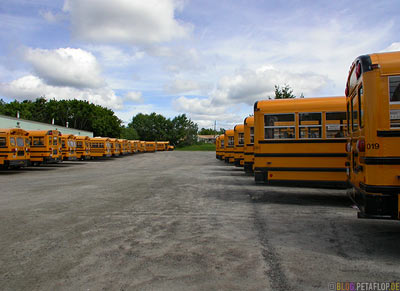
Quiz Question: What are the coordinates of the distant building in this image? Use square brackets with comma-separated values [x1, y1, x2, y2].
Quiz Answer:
[0, 114, 93, 137]
[197, 135, 216, 143]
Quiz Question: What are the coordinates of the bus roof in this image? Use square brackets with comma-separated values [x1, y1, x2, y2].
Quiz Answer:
[0, 128, 29, 135]
[234, 124, 244, 131]
[28, 130, 61, 136]
[244, 116, 254, 126]
[369, 51, 400, 75]
[255, 97, 345, 113]
[75, 136, 90, 140]
[90, 137, 110, 142]
[225, 129, 234, 136]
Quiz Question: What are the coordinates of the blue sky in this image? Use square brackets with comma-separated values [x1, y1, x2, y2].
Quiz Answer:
[0, 0, 399, 129]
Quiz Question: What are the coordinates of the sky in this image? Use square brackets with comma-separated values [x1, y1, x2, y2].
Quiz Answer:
[1, 0, 400, 129]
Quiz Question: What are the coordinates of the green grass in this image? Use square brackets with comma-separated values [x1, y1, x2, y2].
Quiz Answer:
[175, 143, 216, 151]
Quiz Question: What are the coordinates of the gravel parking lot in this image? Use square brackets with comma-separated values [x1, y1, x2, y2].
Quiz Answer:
[1, 151, 399, 291]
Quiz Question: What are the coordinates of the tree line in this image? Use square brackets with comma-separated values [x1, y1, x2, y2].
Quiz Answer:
[0, 98, 198, 146]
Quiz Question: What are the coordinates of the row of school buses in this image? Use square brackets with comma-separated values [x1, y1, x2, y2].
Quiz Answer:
[216, 51, 400, 221]
[0, 129, 173, 167]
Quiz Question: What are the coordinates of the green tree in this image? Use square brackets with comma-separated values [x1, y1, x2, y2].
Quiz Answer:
[171, 114, 198, 147]
[272, 84, 296, 99]
[120, 126, 139, 140]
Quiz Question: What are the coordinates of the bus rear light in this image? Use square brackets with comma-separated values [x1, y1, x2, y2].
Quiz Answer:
[345, 142, 351, 152]
[356, 63, 362, 79]
[356, 139, 365, 152]
[371, 64, 380, 70]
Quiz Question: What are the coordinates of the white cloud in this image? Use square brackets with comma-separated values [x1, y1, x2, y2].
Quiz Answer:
[24, 47, 105, 89]
[0, 75, 123, 110]
[39, 10, 67, 23]
[381, 42, 400, 52]
[165, 79, 200, 94]
[85, 45, 145, 67]
[114, 104, 155, 124]
[211, 65, 330, 106]
[63, 0, 191, 45]
[124, 91, 143, 103]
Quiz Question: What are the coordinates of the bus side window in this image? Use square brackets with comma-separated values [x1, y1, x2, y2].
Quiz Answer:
[238, 133, 244, 145]
[228, 136, 234, 146]
[264, 114, 295, 139]
[49, 136, 52, 145]
[389, 75, 400, 103]
[326, 112, 346, 138]
[299, 112, 322, 139]
[358, 85, 363, 128]
[10, 137, 16, 146]
[0, 137, 6, 147]
[351, 96, 359, 131]
[250, 127, 254, 143]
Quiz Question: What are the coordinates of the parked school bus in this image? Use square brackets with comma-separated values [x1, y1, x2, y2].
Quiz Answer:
[76, 136, 91, 160]
[243, 116, 255, 173]
[216, 136, 222, 159]
[346, 52, 400, 220]
[223, 130, 235, 163]
[0, 128, 30, 168]
[156, 141, 166, 151]
[253, 97, 348, 188]
[29, 130, 62, 165]
[138, 141, 146, 152]
[145, 141, 156, 152]
[61, 134, 77, 161]
[132, 140, 140, 153]
[119, 139, 129, 155]
[109, 138, 121, 157]
[219, 134, 225, 160]
[233, 124, 245, 167]
[89, 137, 111, 158]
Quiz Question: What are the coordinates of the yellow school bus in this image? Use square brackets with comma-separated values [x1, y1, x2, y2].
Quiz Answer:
[89, 137, 111, 158]
[29, 130, 62, 165]
[76, 136, 91, 160]
[219, 134, 225, 160]
[0, 128, 30, 168]
[138, 141, 145, 152]
[109, 138, 120, 157]
[132, 140, 140, 153]
[61, 134, 77, 161]
[223, 130, 235, 163]
[253, 96, 348, 188]
[233, 124, 245, 167]
[118, 139, 129, 155]
[345, 52, 400, 220]
[145, 141, 156, 152]
[156, 141, 167, 151]
[243, 116, 255, 173]
[216, 135, 222, 159]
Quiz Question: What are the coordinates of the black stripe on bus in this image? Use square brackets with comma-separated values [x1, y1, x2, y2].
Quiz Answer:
[258, 139, 347, 144]
[254, 153, 347, 158]
[377, 130, 400, 137]
[360, 157, 400, 165]
[359, 183, 400, 194]
[259, 167, 347, 172]
[246, 143, 254, 146]
[225, 151, 235, 153]
[235, 151, 244, 154]
[244, 152, 254, 155]
[236, 145, 244, 147]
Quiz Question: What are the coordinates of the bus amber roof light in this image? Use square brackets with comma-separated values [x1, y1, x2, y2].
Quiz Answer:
[345, 85, 349, 97]
[356, 139, 365, 153]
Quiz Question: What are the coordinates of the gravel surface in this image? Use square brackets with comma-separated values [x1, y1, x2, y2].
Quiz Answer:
[0, 151, 399, 291]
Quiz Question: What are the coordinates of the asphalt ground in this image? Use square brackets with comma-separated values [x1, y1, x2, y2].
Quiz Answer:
[0, 151, 399, 291]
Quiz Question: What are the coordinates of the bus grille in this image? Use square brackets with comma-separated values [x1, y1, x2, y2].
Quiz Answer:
[17, 151, 25, 156]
